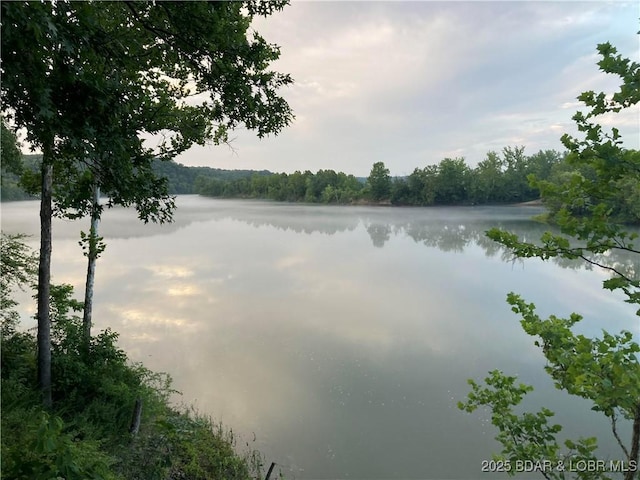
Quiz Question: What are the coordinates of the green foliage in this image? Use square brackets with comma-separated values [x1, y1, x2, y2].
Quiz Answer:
[485, 228, 639, 306]
[152, 159, 272, 195]
[0, 172, 34, 201]
[405, 165, 438, 205]
[508, 294, 640, 420]
[2, 0, 295, 410]
[1, 119, 22, 174]
[486, 42, 640, 313]
[120, 411, 263, 480]
[434, 157, 470, 204]
[1, 0, 294, 221]
[192, 147, 565, 207]
[0, 233, 38, 331]
[459, 371, 608, 480]
[1, 287, 265, 480]
[536, 42, 640, 227]
[195, 167, 365, 204]
[367, 161, 392, 202]
[0, 121, 33, 201]
[462, 38, 640, 480]
[2, 411, 117, 480]
[78, 230, 106, 259]
[459, 293, 640, 479]
[1, 236, 267, 480]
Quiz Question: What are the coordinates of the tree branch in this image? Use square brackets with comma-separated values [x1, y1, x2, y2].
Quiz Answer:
[577, 253, 635, 283]
[611, 411, 631, 459]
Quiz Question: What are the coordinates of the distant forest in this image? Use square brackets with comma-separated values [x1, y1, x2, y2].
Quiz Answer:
[0, 147, 571, 206]
[194, 146, 562, 206]
[0, 154, 41, 201]
[3, 147, 637, 222]
[0, 154, 271, 202]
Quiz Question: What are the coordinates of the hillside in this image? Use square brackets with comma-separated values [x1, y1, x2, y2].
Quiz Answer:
[0, 155, 271, 200]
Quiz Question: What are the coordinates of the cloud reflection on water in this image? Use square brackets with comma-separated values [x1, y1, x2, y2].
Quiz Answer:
[2, 196, 637, 479]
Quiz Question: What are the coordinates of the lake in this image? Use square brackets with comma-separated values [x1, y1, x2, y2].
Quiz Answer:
[2, 195, 637, 480]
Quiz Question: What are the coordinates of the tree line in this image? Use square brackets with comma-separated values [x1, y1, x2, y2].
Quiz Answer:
[151, 159, 272, 195]
[8, 147, 637, 225]
[0, 153, 272, 201]
[194, 147, 562, 206]
[194, 145, 639, 224]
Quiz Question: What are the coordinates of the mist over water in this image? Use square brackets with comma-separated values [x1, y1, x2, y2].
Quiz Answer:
[2, 196, 637, 480]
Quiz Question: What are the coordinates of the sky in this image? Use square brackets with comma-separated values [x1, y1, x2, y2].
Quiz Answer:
[173, 0, 639, 177]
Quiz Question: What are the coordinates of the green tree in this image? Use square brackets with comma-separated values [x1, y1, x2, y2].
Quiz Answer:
[0, 119, 31, 201]
[2, 1, 293, 407]
[321, 184, 338, 204]
[0, 233, 38, 332]
[407, 165, 437, 205]
[335, 172, 363, 203]
[367, 161, 392, 202]
[434, 157, 470, 204]
[460, 41, 639, 479]
[1, 119, 22, 175]
[286, 170, 309, 201]
[390, 177, 412, 205]
[470, 151, 505, 204]
[501, 146, 532, 202]
[527, 149, 563, 185]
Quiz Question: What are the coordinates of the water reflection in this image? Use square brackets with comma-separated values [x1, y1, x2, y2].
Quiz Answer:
[186, 198, 639, 279]
[366, 223, 392, 248]
[7, 196, 634, 280]
[2, 196, 637, 480]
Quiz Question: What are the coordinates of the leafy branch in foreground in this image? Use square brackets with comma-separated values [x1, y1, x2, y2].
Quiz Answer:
[487, 229, 640, 312]
[460, 37, 640, 480]
[458, 370, 607, 480]
[460, 296, 640, 480]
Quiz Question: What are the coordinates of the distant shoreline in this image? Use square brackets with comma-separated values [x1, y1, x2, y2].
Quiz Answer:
[1, 194, 546, 209]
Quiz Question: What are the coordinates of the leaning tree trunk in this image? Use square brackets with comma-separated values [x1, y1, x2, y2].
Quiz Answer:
[82, 183, 100, 346]
[626, 403, 640, 480]
[37, 154, 53, 409]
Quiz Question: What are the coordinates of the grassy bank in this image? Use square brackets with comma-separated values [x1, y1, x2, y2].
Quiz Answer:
[1, 275, 268, 480]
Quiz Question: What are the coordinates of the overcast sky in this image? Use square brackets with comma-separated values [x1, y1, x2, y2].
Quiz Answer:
[173, 1, 638, 177]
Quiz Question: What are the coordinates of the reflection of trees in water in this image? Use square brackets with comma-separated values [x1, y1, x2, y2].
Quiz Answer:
[238, 217, 358, 236]
[211, 201, 638, 279]
[78, 198, 640, 279]
[366, 223, 391, 248]
[558, 246, 639, 283]
[404, 221, 470, 252]
[364, 216, 545, 253]
[363, 215, 639, 281]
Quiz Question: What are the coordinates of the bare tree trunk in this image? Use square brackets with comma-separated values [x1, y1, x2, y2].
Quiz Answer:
[625, 403, 640, 480]
[82, 183, 100, 345]
[37, 156, 53, 409]
[129, 397, 143, 436]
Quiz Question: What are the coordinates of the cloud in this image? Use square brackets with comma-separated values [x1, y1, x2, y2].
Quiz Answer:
[17, 2, 637, 176]
[173, 1, 638, 176]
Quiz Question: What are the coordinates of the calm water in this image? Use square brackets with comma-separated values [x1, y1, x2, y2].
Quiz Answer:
[2, 196, 637, 480]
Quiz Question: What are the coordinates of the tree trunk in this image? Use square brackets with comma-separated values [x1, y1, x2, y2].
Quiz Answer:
[82, 183, 100, 345]
[37, 156, 53, 409]
[129, 397, 143, 436]
[626, 403, 640, 480]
